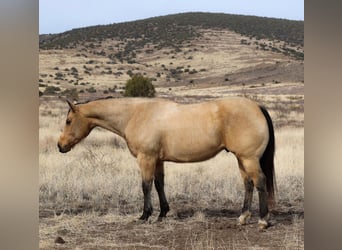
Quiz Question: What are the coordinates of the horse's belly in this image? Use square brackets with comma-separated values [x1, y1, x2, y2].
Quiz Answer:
[161, 135, 223, 162]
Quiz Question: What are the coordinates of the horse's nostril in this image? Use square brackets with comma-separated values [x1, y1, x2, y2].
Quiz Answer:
[57, 143, 62, 151]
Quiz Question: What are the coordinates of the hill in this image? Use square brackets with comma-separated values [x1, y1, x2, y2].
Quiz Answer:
[39, 12, 304, 103]
[39, 14, 304, 248]
[40, 12, 303, 58]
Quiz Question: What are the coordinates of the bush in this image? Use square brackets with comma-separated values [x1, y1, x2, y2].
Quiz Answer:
[61, 88, 79, 101]
[86, 87, 96, 93]
[43, 86, 61, 95]
[124, 75, 155, 97]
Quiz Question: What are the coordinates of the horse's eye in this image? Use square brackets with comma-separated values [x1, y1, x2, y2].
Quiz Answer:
[66, 119, 71, 125]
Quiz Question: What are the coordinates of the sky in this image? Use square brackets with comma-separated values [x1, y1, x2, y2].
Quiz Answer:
[39, 0, 304, 34]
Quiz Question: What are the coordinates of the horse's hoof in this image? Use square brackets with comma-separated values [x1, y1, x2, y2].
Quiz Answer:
[157, 215, 168, 222]
[237, 211, 251, 226]
[139, 210, 152, 221]
[136, 214, 152, 224]
[258, 219, 269, 231]
[139, 215, 146, 220]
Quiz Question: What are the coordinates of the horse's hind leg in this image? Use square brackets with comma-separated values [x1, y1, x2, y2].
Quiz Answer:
[238, 160, 254, 225]
[154, 161, 170, 221]
[238, 157, 269, 230]
[137, 154, 156, 221]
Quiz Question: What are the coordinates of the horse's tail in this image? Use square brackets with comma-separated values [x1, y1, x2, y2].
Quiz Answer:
[259, 105, 276, 207]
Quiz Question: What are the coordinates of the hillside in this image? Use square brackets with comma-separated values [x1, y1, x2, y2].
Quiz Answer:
[39, 12, 304, 102]
[40, 12, 303, 57]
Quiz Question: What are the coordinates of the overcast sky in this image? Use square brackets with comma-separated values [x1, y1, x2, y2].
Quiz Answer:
[39, 0, 304, 34]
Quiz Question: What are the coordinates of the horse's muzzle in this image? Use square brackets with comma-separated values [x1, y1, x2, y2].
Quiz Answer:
[57, 142, 70, 153]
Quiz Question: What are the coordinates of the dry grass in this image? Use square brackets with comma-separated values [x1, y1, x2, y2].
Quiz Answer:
[39, 24, 303, 248]
[39, 97, 303, 249]
[39, 100, 303, 210]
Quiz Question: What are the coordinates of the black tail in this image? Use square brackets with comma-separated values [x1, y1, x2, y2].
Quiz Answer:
[259, 106, 276, 206]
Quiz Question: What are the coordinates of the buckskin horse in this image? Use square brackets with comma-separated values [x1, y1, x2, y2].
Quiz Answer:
[57, 97, 275, 229]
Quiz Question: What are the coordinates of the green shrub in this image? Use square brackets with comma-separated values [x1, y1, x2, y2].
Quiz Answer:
[124, 75, 155, 97]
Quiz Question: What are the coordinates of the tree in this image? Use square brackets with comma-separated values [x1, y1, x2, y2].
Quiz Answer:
[124, 75, 155, 97]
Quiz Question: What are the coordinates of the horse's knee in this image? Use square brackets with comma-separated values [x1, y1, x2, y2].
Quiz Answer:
[142, 180, 153, 195]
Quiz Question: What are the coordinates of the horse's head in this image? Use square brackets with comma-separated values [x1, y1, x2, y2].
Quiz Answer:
[57, 100, 93, 153]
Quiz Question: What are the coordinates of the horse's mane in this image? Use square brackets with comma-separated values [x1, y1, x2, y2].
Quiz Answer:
[75, 96, 115, 105]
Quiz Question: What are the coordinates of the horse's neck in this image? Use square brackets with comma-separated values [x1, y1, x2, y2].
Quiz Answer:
[83, 99, 136, 137]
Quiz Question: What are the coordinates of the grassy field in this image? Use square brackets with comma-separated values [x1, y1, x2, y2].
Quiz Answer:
[39, 93, 303, 249]
[39, 18, 303, 248]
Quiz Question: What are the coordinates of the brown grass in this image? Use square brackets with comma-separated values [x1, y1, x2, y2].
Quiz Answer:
[39, 27, 303, 248]
[39, 96, 303, 249]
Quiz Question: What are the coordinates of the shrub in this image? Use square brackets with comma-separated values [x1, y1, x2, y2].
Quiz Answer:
[124, 75, 155, 98]
[126, 70, 134, 77]
[61, 88, 79, 101]
[86, 87, 96, 93]
[43, 86, 61, 95]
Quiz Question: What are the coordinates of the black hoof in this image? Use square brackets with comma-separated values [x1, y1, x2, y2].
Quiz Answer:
[161, 205, 170, 216]
[157, 205, 170, 222]
[139, 214, 148, 220]
[139, 209, 152, 221]
[157, 213, 167, 222]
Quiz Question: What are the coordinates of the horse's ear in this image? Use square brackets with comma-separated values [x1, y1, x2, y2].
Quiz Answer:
[66, 100, 78, 113]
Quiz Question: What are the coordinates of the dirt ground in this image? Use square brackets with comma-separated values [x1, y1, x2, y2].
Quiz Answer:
[39, 199, 304, 249]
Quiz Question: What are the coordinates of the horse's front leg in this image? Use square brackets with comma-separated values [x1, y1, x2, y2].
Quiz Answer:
[137, 154, 156, 221]
[154, 161, 170, 221]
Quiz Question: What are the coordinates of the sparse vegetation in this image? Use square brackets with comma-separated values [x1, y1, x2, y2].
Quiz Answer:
[60, 88, 79, 101]
[86, 86, 97, 93]
[40, 12, 303, 53]
[39, 11, 303, 249]
[43, 85, 61, 95]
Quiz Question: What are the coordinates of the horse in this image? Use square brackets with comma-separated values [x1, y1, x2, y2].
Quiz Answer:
[57, 97, 275, 229]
